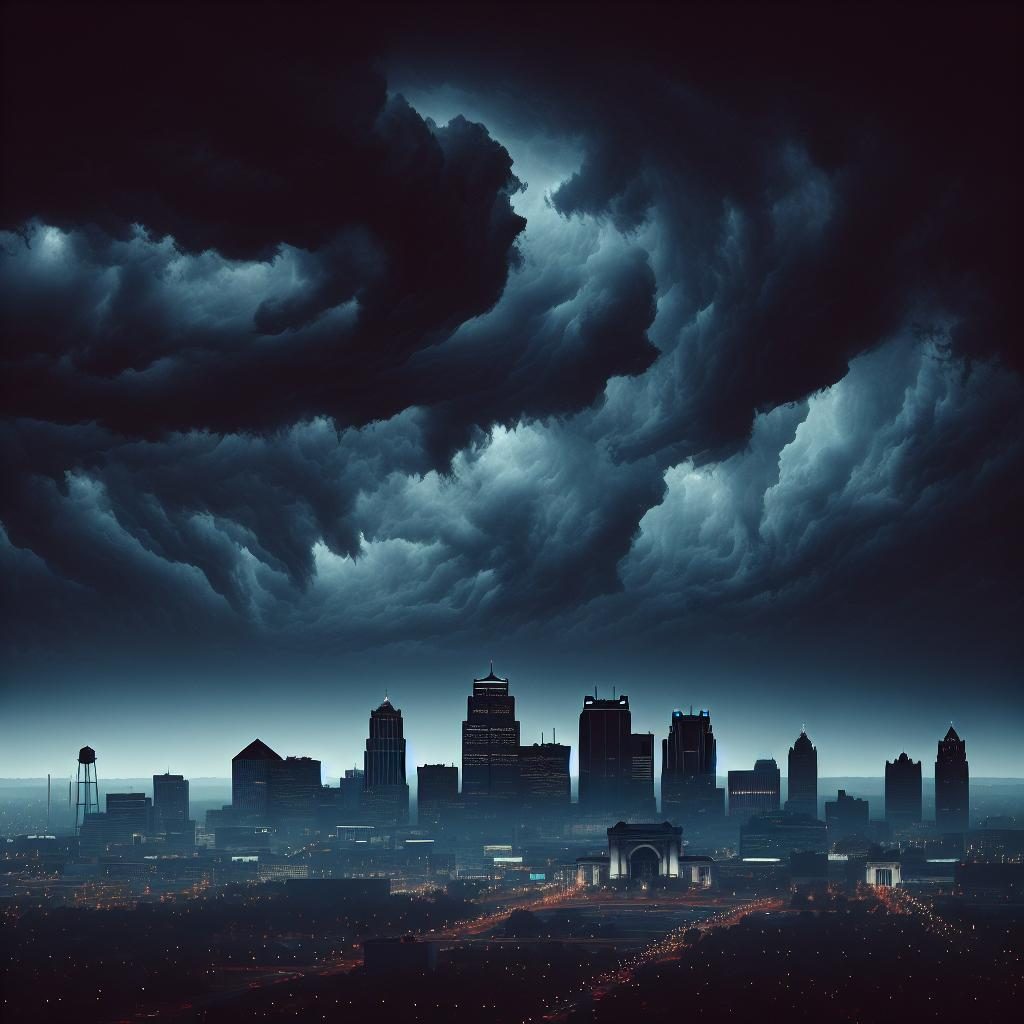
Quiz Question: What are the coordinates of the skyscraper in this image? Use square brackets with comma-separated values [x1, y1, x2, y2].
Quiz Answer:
[272, 756, 322, 819]
[885, 752, 922, 826]
[785, 730, 818, 818]
[630, 732, 657, 815]
[417, 764, 459, 826]
[935, 726, 969, 832]
[339, 768, 365, 815]
[661, 709, 725, 822]
[518, 741, 571, 812]
[578, 692, 633, 813]
[364, 699, 409, 824]
[461, 664, 521, 808]
[232, 738, 283, 817]
[106, 791, 152, 841]
[153, 772, 189, 829]
[728, 759, 781, 819]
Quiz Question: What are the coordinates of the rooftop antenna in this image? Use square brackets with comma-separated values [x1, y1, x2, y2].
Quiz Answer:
[542, 731, 545, 744]
[489, 659, 494, 675]
[594, 685, 598, 698]
[553, 727, 556, 744]
[613, 685, 616, 698]
[46, 773, 50, 833]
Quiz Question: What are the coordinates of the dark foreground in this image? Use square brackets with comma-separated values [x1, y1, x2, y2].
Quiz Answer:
[2, 886, 1020, 1023]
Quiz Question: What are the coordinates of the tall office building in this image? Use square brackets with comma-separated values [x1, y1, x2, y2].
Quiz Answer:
[518, 741, 571, 811]
[339, 768, 365, 815]
[785, 731, 818, 818]
[578, 692, 633, 813]
[106, 791, 152, 841]
[825, 789, 869, 842]
[661, 709, 725, 822]
[630, 732, 657, 815]
[272, 756, 322, 819]
[364, 699, 409, 824]
[728, 759, 781, 819]
[232, 738, 283, 817]
[417, 764, 459, 826]
[461, 664, 521, 807]
[935, 726, 969, 832]
[153, 772, 189, 829]
[885, 752, 922, 826]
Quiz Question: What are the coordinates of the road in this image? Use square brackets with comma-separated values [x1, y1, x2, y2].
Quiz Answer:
[538, 895, 786, 1022]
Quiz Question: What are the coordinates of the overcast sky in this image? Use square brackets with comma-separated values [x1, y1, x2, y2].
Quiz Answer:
[1, 4, 1021, 780]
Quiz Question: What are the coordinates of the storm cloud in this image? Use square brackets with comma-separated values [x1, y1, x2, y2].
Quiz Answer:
[1, 1, 1021, 749]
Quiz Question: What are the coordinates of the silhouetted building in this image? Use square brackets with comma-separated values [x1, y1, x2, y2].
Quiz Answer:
[518, 741, 571, 811]
[339, 768, 364, 815]
[785, 730, 817, 818]
[417, 764, 459, 826]
[728, 759, 781, 819]
[272, 756, 322, 819]
[661, 709, 725, 822]
[461, 664, 521, 808]
[232, 738, 283, 817]
[364, 699, 409, 825]
[106, 791, 152, 841]
[825, 789, 870, 841]
[578, 692, 633, 814]
[740, 811, 826, 859]
[935, 726, 969, 832]
[630, 732, 657, 815]
[153, 773, 189, 829]
[885, 752, 922, 826]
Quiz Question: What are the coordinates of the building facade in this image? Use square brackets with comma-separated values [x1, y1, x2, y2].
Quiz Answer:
[518, 741, 571, 811]
[153, 772, 189, 829]
[607, 821, 683, 880]
[232, 738, 283, 817]
[364, 699, 409, 824]
[935, 726, 969, 832]
[630, 732, 657, 815]
[885, 752, 922, 826]
[728, 759, 781, 819]
[824, 789, 869, 841]
[272, 756, 322, 819]
[661, 709, 725, 822]
[417, 764, 459, 826]
[785, 731, 818, 818]
[578, 693, 633, 814]
[461, 665, 521, 807]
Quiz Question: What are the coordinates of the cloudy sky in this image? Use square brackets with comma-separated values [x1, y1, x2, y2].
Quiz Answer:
[1, 3, 1021, 780]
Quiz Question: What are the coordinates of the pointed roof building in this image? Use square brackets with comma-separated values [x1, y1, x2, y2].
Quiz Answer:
[233, 738, 282, 762]
[475, 660, 508, 684]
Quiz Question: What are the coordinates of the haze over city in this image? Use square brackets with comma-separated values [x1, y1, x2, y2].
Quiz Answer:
[0, 3, 1021, 1022]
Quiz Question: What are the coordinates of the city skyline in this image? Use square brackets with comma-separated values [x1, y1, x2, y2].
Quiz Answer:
[11, 672, 1009, 790]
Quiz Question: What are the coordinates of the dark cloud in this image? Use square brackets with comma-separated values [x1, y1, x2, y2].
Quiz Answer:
[1, 6, 531, 439]
[0, 1, 1021, 704]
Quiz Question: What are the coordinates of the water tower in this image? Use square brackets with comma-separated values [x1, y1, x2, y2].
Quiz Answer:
[74, 745, 100, 833]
